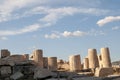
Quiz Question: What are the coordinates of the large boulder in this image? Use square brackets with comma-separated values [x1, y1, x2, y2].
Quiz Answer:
[95, 68, 114, 77]
[10, 72, 24, 80]
[34, 67, 57, 79]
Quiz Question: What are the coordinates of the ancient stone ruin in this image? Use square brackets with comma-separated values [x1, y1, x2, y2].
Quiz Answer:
[0, 47, 120, 80]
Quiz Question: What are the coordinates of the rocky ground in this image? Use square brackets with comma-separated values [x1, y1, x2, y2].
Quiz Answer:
[2, 76, 120, 80]
[1, 70, 119, 80]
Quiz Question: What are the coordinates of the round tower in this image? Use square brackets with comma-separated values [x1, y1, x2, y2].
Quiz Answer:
[101, 47, 111, 68]
[48, 57, 57, 71]
[69, 54, 81, 72]
[83, 58, 89, 69]
[88, 49, 99, 69]
[33, 49, 43, 68]
[1, 49, 10, 58]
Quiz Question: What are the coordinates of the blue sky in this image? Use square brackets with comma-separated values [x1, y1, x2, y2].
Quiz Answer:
[0, 0, 120, 62]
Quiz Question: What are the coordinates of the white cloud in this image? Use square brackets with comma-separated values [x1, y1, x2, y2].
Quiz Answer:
[0, 0, 34, 11]
[112, 26, 120, 30]
[0, 0, 59, 22]
[97, 16, 120, 26]
[62, 31, 87, 37]
[0, 0, 34, 22]
[0, 0, 113, 27]
[45, 33, 60, 39]
[73, 31, 87, 37]
[62, 31, 72, 37]
[0, 0, 110, 39]
[39, 7, 109, 24]
[44, 29, 106, 39]
[39, 7, 78, 23]
[0, 37, 8, 40]
[44, 30, 87, 39]
[0, 24, 41, 36]
[18, 24, 41, 33]
[0, 5, 109, 38]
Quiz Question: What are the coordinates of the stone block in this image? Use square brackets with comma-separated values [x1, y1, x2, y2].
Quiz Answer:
[95, 68, 114, 77]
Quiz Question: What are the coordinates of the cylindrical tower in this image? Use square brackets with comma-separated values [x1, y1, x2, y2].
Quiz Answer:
[48, 57, 57, 71]
[33, 49, 43, 68]
[1, 49, 10, 58]
[69, 54, 81, 72]
[83, 58, 89, 69]
[101, 47, 111, 68]
[88, 49, 99, 69]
